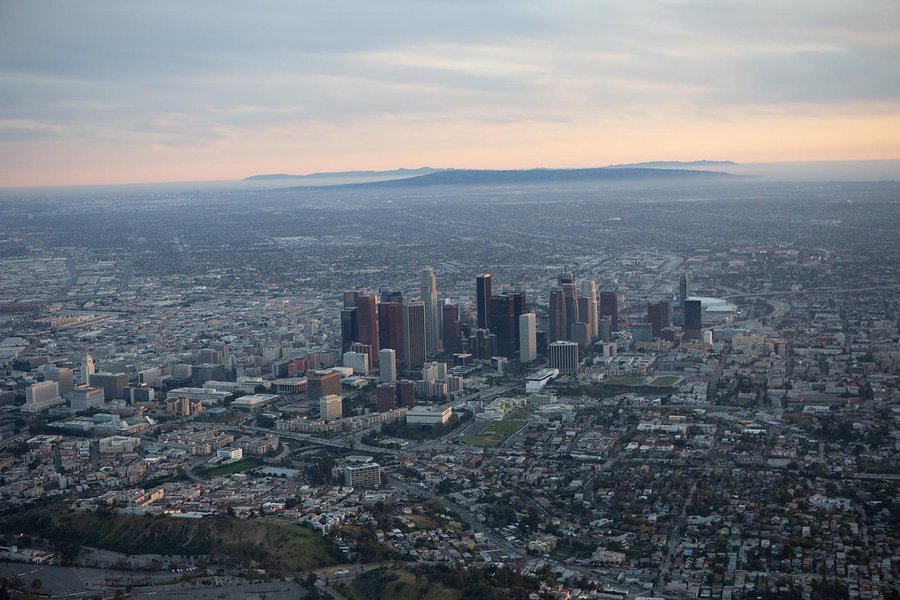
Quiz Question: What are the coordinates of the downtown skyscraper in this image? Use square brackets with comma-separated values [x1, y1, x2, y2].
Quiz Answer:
[420, 266, 441, 355]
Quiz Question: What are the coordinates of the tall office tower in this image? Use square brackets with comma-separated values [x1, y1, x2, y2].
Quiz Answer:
[308, 370, 342, 403]
[42, 365, 74, 395]
[375, 383, 397, 412]
[340, 306, 358, 353]
[599, 291, 619, 332]
[599, 316, 612, 342]
[81, 353, 95, 385]
[683, 300, 703, 339]
[319, 394, 343, 422]
[378, 291, 405, 363]
[581, 279, 599, 339]
[557, 270, 579, 338]
[397, 379, 416, 408]
[420, 267, 441, 355]
[549, 341, 579, 374]
[441, 303, 462, 353]
[356, 292, 379, 366]
[571, 322, 590, 348]
[378, 348, 397, 383]
[402, 301, 427, 370]
[468, 328, 497, 359]
[680, 273, 690, 306]
[576, 296, 594, 342]
[343, 290, 359, 308]
[489, 293, 517, 357]
[647, 302, 664, 338]
[519, 313, 537, 362]
[548, 286, 567, 342]
[660, 298, 673, 329]
[476, 274, 492, 329]
[508, 290, 527, 352]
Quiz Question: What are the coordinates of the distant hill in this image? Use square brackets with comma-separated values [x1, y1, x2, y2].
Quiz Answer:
[607, 160, 738, 169]
[296, 167, 732, 190]
[244, 167, 442, 181]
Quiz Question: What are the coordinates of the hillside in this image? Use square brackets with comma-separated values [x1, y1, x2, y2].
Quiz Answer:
[0, 508, 339, 571]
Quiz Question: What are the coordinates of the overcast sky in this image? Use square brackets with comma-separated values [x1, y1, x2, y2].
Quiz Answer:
[1, 0, 899, 186]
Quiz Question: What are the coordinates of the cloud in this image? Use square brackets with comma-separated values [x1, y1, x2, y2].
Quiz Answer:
[0, 0, 898, 184]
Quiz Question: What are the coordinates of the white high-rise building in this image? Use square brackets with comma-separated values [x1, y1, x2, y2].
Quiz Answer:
[378, 348, 397, 383]
[80, 353, 95, 385]
[23, 381, 64, 413]
[549, 341, 579, 374]
[581, 279, 599, 339]
[342, 351, 369, 375]
[420, 266, 441, 355]
[319, 394, 343, 422]
[519, 313, 537, 363]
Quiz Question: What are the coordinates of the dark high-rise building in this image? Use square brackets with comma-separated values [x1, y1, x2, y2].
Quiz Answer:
[489, 294, 517, 357]
[441, 303, 462, 354]
[341, 291, 377, 364]
[599, 291, 619, 332]
[509, 290, 527, 351]
[558, 270, 579, 339]
[660, 298, 673, 330]
[378, 291, 404, 363]
[599, 316, 612, 342]
[647, 302, 664, 338]
[467, 328, 497, 359]
[356, 293, 379, 367]
[680, 273, 690, 306]
[548, 286, 567, 342]
[340, 307, 357, 353]
[307, 370, 342, 403]
[375, 383, 396, 413]
[343, 291, 358, 308]
[397, 379, 416, 408]
[402, 301, 427, 370]
[683, 299, 703, 339]
[476, 274, 492, 329]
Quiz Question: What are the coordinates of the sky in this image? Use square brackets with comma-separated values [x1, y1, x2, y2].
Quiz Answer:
[1, 0, 899, 186]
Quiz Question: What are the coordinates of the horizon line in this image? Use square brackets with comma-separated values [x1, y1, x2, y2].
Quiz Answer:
[2, 157, 899, 191]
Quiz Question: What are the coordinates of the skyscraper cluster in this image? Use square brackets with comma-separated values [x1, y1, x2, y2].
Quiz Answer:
[341, 267, 455, 374]
[548, 270, 612, 347]
[342, 268, 621, 375]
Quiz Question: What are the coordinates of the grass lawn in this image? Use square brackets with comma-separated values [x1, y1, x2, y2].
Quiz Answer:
[550, 544, 578, 560]
[199, 458, 262, 479]
[486, 419, 525, 435]
[260, 519, 338, 571]
[648, 375, 682, 387]
[460, 434, 503, 448]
